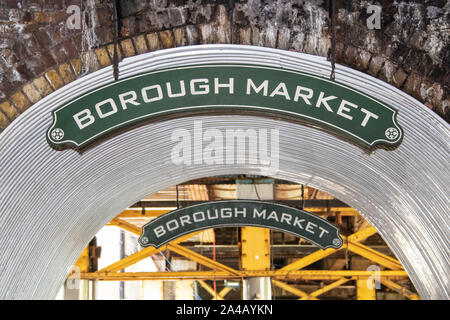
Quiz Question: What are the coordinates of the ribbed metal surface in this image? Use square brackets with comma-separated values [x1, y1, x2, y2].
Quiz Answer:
[0, 45, 448, 299]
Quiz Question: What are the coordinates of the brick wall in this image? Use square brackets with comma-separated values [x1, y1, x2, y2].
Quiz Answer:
[0, 0, 448, 131]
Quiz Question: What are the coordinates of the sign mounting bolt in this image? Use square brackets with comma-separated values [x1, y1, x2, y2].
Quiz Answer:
[385, 127, 399, 140]
[51, 128, 64, 141]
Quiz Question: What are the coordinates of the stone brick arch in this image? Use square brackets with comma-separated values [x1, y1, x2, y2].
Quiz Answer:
[0, 1, 448, 132]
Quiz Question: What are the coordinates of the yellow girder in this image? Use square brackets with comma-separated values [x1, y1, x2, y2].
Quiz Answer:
[298, 278, 350, 300]
[80, 270, 410, 281]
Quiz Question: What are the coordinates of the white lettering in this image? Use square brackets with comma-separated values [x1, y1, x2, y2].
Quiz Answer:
[73, 109, 95, 129]
[234, 208, 246, 217]
[142, 85, 163, 102]
[305, 221, 317, 234]
[280, 213, 292, 225]
[315, 92, 336, 112]
[95, 98, 118, 118]
[337, 100, 358, 120]
[360, 108, 379, 127]
[294, 86, 314, 105]
[180, 215, 192, 226]
[193, 211, 206, 222]
[246, 79, 268, 96]
[214, 77, 234, 94]
[253, 209, 266, 219]
[318, 226, 329, 238]
[269, 82, 291, 100]
[166, 80, 186, 98]
[154, 226, 166, 238]
[118, 91, 140, 110]
[190, 79, 209, 95]
[166, 219, 179, 231]
[221, 208, 233, 218]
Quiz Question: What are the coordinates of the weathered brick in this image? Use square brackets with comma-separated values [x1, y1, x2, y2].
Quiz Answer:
[146, 33, 160, 51]
[33, 11, 67, 23]
[239, 27, 251, 45]
[403, 74, 423, 101]
[33, 76, 53, 97]
[185, 25, 199, 45]
[10, 91, 31, 112]
[133, 35, 148, 54]
[216, 5, 228, 26]
[120, 39, 136, 58]
[107, 44, 122, 61]
[80, 51, 101, 72]
[199, 24, 214, 44]
[159, 30, 174, 49]
[251, 27, 264, 46]
[343, 46, 358, 67]
[50, 45, 67, 64]
[0, 110, 10, 130]
[367, 55, 385, 77]
[215, 24, 230, 44]
[62, 39, 80, 60]
[45, 69, 64, 90]
[33, 27, 53, 47]
[0, 100, 19, 120]
[173, 28, 186, 47]
[121, 17, 135, 37]
[277, 28, 291, 50]
[95, 25, 114, 44]
[70, 59, 83, 76]
[378, 60, 396, 84]
[392, 68, 408, 88]
[22, 83, 41, 104]
[95, 47, 112, 67]
[58, 63, 75, 84]
[354, 49, 371, 71]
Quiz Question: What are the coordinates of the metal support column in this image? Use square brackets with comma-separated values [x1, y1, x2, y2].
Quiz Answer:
[356, 279, 376, 300]
[237, 179, 273, 300]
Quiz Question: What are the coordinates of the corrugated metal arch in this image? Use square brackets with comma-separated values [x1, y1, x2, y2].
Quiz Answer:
[0, 45, 448, 299]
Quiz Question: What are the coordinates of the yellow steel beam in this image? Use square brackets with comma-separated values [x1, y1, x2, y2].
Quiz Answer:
[347, 241, 404, 270]
[356, 279, 376, 300]
[277, 227, 378, 273]
[213, 287, 233, 300]
[116, 209, 172, 218]
[115, 207, 359, 218]
[380, 279, 420, 300]
[106, 218, 237, 275]
[98, 231, 202, 272]
[197, 280, 232, 300]
[99, 246, 164, 273]
[241, 227, 270, 271]
[167, 243, 240, 276]
[74, 246, 90, 273]
[197, 280, 223, 300]
[347, 226, 378, 242]
[108, 218, 142, 235]
[80, 270, 409, 281]
[299, 278, 350, 300]
[272, 279, 313, 299]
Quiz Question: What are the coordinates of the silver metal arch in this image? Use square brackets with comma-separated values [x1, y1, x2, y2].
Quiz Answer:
[0, 45, 448, 299]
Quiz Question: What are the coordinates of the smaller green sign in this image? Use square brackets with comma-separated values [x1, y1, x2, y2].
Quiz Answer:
[138, 200, 343, 250]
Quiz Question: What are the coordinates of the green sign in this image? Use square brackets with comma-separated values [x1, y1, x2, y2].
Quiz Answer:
[47, 64, 403, 149]
[138, 200, 343, 250]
